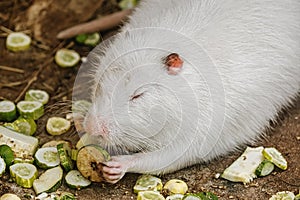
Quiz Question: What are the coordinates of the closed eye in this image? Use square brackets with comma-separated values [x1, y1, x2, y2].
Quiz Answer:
[130, 93, 144, 101]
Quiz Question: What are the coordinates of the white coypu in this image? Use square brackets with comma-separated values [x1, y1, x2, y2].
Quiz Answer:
[73, 0, 300, 183]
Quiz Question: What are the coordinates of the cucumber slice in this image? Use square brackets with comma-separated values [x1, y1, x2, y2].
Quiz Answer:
[262, 147, 288, 170]
[0, 193, 21, 200]
[65, 170, 91, 189]
[182, 194, 201, 200]
[9, 163, 38, 188]
[17, 101, 44, 120]
[269, 191, 295, 200]
[76, 33, 101, 47]
[33, 166, 63, 194]
[166, 194, 184, 200]
[76, 145, 111, 182]
[295, 193, 300, 200]
[76, 133, 102, 150]
[60, 192, 76, 200]
[137, 191, 165, 200]
[0, 126, 39, 159]
[4, 117, 37, 136]
[71, 149, 78, 161]
[57, 143, 74, 172]
[0, 144, 14, 167]
[221, 146, 264, 184]
[133, 174, 163, 194]
[6, 32, 31, 52]
[0, 100, 17, 122]
[42, 140, 72, 148]
[46, 117, 71, 136]
[25, 89, 49, 105]
[255, 160, 275, 177]
[34, 147, 60, 169]
[163, 179, 188, 195]
[119, 0, 138, 10]
[55, 49, 80, 68]
[0, 156, 6, 176]
[13, 157, 34, 164]
[72, 100, 92, 115]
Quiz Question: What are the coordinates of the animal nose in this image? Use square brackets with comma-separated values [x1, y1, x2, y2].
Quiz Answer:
[84, 114, 109, 136]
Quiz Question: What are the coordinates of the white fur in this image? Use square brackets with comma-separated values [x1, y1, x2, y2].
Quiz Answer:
[80, 0, 300, 178]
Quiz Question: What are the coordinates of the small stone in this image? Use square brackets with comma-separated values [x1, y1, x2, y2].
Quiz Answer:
[214, 173, 221, 179]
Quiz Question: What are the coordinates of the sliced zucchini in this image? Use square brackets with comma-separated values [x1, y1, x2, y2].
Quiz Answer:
[0, 100, 17, 122]
[55, 49, 80, 68]
[9, 163, 38, 188]
[25, 89, 49, 105]
[255, 160, 275, 177]
[269, 191, 295, 200]
[76, 145, 110, 182]
[71, 149, 78, 161]
[263, 147, 288, 170]
[163, 179, 188, 195]
[0, 144, 14, 167]
[17, 101, 44, 120]
[119, 0, 139, 10]
[13, 156, 34, 164]
[76, 33, 101, 47]
[221, 146, 264, 184]
[137, 191, 165, 200]
[60, 192, 76, 200]
[33, 166, 63, 194]
[4, 117, 37, 136]
[0, 156, 6, 176]
[57, 143, 74, 172]
[65, 170, 91, 189]
[6, 32, 31, 52]
[34, 147, 60, 169]
[0, 193, 21, 200]
[46, 117, 71, 136]
[0, 126, 38, 159]
[42, 140, 72, 148]
[133, 174, 163, 194]
[166, 194, 184, 200]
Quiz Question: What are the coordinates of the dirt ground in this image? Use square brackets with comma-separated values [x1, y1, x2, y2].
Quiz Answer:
[0, 1, 299, 199]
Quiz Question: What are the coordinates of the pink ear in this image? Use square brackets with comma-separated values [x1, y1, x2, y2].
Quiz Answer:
[163, 53, 184, 75]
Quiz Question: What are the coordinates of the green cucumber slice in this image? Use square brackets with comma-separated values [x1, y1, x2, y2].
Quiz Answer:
[33, 166, 63, 194]
[17, 101, 44, 120]
[0, 126, 39, 159]
[119, 0, 138, 10]
[4, 117, 37, 136]
[0, 156, 6, 176]
[262, 147, 288, 170]
[255, 160, 275, 177]
[0, 193, 21, 200]
[34, 147, 60, 169]
[65, 170, 91, 189]
[137, 191, 165, 200]
[0, 100, 17, 122]
[42, 140, 72, 148]
[60, 192, 76, 200]
[13, 156, 34, 164]
[6, 32, 31, 52]
[166, 194, 184, 200]
[0, 144, 14, 167]
[9, 163, 38, 188]
[76, 33, 101, 47]
[55, 49, 80, 68]
[76, 145, 111, 182]
[71, 149, 78, 161]
[269, 191, 295, 200]
[221, 146, 264, 184]
[57, 143, 74, 172]
[46, 117, 71, 136]
[163, 179, 188, 195]
[25, 89, 49, 105]
[133, 174, 163, 194]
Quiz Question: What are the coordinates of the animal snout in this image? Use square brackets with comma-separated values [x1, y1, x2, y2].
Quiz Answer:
[84, 114, 109, 137]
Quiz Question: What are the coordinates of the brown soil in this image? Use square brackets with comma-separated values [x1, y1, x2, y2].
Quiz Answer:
[0, 1, 299, 199]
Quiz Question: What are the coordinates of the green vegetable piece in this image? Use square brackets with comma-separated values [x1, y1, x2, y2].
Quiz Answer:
[263, 147, 288, 170]
[17, 101, 44, 120]
[25, 89, 49, 105]
[0, 144, 14, 167]
[255, 160, 275, 177]
[4, 117, 37, 136]
[9, 163, 38, 188]
[0, 100, 17, 122]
